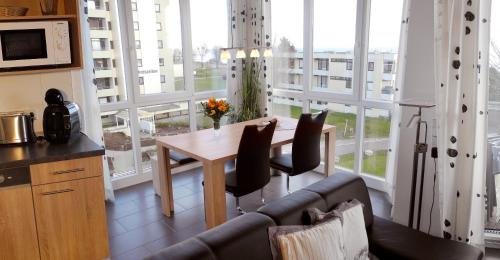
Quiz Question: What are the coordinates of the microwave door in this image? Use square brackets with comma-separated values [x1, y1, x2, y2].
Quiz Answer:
[0, 23, 55, 68]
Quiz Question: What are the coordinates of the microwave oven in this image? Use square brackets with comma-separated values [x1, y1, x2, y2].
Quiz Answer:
[0, 21, 71, 69]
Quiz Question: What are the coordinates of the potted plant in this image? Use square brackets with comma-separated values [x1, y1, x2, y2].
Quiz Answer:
[237, 59, 262, 122]
[201, 97, 232, 136]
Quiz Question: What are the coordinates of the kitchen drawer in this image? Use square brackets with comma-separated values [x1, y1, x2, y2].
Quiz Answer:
[30, 156, 103, 186]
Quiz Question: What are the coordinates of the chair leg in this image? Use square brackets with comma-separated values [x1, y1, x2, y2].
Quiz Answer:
[261, 188, 265, 205]
[286, 175, 291, 194]
[235, 197, 246, 215]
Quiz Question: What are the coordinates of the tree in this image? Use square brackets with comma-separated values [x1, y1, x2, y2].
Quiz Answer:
[277, 37, 297, 53]
[213, 45, 222, 69]
[196, 44, 208, 69]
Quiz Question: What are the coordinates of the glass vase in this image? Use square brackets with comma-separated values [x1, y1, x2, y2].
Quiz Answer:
[40, 0, 59, 15]
[213, 119, 221, 137]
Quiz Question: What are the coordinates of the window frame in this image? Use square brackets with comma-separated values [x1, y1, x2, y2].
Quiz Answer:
[99, 0, 229, 186]
[272, 0, 406, 190]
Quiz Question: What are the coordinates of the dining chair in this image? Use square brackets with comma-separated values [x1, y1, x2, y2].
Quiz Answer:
[203, 119, 277, 214]
[270, 109, 328, 193]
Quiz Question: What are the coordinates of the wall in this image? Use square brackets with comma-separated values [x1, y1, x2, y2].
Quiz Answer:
[0, 71, 78, 132]
[392, 0, 441, 236]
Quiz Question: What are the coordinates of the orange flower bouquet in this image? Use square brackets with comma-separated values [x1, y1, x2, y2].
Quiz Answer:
[201, 98, 232, 131]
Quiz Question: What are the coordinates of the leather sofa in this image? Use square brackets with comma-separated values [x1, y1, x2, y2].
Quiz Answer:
[145, 172, 483, 260]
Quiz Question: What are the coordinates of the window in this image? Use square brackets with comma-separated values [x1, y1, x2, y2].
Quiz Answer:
[272, 0, 303, 90]
[346, 78, 352, 89]
[384, 61, 394, 73]
[317, 76, 328, 88]
[346, 59, 353, 70]
[89, 18, 106, 30]
[365, 0, 403, 101]
[288, 59, 295, 69]
[91, 0, 228, 183]
[368, 62, 375, 71]
[138, 102, 190, 171]
[317, 59, 329, 71]
[271, 0, 404, 185]
[313, 0, 357, 94]
[91, 38, 107, 51]
[190, 0, 228, 92]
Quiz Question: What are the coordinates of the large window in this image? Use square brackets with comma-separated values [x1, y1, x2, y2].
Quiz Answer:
[271, 0, 303, 91]
[93, 0, 228, 183]
[271, 0, 404, 184]
[190, 0, 228, 92]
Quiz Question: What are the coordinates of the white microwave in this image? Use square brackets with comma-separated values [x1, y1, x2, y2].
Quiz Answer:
[0, 21, 72, 69]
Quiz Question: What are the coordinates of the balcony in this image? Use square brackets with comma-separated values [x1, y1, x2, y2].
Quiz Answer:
[92, 50, 114, 59]
[88, 8, 109, 18]
[90, 30, 112, 39]
[95, 68, 116, 78]
[97, 87, 118, 98]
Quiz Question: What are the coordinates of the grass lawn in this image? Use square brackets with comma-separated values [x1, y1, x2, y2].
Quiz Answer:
[273, 103, 390, 139]
[338, 151, 388, 178]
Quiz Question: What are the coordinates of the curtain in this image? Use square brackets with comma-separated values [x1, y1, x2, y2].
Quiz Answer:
[435, 0, 491, 247]
[73, 0, 115, 201]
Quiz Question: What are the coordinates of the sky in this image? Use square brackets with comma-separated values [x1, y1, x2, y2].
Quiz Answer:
[272, 0, 404, 52]
[164, 0, 404, 52]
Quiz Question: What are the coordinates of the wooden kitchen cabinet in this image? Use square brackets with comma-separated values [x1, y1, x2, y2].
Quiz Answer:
[0, 185, 40, 260]
[32, 176, 109, 260]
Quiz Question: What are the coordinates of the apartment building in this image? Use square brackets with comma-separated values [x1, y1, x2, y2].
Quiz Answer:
[273, 51, 397, 115]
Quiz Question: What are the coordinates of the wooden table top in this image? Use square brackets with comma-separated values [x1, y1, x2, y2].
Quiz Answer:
[156, 116, 335, 164]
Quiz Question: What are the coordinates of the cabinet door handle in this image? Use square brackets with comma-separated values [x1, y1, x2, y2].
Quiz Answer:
[41, 189, 75, 196]
[50, 168, 85, 175]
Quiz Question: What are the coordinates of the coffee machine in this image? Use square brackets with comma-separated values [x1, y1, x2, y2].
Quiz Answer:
[43, 89, 81, 143]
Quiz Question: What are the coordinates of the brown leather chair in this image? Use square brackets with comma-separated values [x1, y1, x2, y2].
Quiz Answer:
[270, 110, 328, 193]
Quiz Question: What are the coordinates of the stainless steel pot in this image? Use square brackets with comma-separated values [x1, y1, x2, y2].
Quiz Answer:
[0, 112, 37, 144]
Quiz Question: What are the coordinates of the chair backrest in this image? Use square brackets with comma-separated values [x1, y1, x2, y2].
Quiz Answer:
[291, 110, 328, 175]
[235, 119, 277, 195]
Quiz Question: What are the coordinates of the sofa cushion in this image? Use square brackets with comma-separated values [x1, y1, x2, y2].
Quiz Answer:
[144, 237, 215, 260]
[368, 216, 483, 260]
[303, 172, 373, 227]
[258, 190, 327, 225]
[196, 212, 276, 260]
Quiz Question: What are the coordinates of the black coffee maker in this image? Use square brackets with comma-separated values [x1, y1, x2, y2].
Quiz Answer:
[43, 89, 81, 143]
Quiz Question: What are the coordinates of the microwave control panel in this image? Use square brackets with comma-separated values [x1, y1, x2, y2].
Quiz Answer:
[53, 21, 72, 64]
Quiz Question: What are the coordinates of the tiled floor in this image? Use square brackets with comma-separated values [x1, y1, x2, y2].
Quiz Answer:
[106, 166, 391, 260]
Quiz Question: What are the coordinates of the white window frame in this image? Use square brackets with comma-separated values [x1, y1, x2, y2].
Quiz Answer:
[273, 0, 406, 191]
[99, 0, 229, 187]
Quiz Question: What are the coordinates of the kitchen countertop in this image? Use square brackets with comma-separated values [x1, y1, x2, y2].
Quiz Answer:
[0, 133, 105, 169]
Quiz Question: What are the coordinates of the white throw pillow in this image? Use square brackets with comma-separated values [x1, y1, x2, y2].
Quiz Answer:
[268, 218, 345, 260]
[308, 199, 369, 260]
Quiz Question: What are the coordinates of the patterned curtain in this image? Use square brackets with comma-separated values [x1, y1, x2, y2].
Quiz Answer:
[435, 0, 491, 247]
[75, 0, 115, 201]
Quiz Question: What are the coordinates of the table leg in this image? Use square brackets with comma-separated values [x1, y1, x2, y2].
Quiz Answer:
[157, 144, 174, 216]
[271, 146, 282, 176]
[324, 130, 336, 177]
[203, 160, 227, 228]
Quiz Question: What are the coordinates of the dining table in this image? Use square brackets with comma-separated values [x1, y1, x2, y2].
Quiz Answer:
[155, 116, 336, 228]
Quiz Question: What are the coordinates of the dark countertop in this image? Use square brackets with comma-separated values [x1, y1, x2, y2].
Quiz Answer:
[0, 133, 105, 169]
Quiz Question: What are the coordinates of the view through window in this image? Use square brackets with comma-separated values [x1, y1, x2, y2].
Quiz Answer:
[271, 0, 403, 180]
[91, 0, 228, 180]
